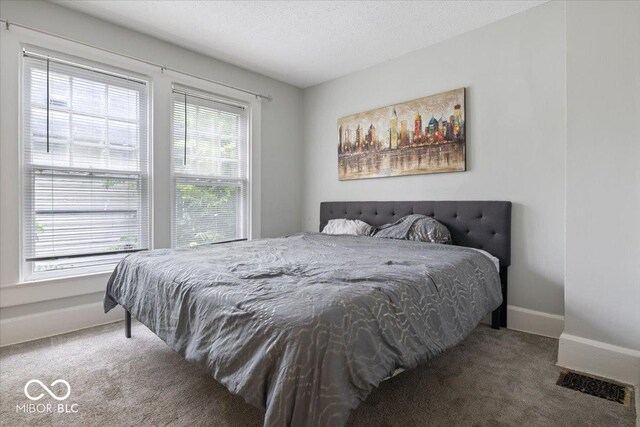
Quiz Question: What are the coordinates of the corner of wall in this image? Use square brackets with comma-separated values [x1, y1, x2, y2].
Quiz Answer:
[558, 333, 640, 386]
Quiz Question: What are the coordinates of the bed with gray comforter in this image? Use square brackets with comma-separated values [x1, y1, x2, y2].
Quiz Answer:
[104, 232, 502, 426]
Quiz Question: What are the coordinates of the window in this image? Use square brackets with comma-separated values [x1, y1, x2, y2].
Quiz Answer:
[22, 49, 150, 279]
[171, 86, 249, 248]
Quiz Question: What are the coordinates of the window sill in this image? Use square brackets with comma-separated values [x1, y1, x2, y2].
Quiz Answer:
[8, 269, 113, 288]
[1, 270, 114, 308]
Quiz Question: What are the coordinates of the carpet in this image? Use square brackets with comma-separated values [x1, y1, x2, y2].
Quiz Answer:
[0, 322, 635, 426]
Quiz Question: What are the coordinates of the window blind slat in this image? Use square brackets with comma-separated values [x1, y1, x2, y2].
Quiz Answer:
[171, 86, 249, 248]
[23, 52, 149, 277]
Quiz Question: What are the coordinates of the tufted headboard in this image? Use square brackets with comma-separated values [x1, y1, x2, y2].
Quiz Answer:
[319, 200, 512, 327]
[320, 201, 512, 266]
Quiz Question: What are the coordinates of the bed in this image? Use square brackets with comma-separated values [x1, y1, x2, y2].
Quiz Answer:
[104, 200, 511, 427]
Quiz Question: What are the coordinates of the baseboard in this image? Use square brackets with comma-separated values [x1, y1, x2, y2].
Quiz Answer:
[3, 301, 563, 347]
[0, 301, 123, 347]
[506, 305, 564, 338]
[635, 385, 639, 427]
[482, 305, 564, 338]
[558, 333, 640, 386]
[0, 300, 566, 345]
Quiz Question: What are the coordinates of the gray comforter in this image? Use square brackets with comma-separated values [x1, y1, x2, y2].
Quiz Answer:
[104, 233, 502, 427]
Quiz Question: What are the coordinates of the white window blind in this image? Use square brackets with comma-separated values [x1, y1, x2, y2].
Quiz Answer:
[171, 86, 249, 248]
[22, 50, 150, 279]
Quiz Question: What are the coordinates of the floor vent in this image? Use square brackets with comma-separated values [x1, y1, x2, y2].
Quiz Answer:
[557, 370, 632, 406]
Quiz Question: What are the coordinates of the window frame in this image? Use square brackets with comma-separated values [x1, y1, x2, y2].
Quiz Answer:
[169, 84, 252, 249]
[19, 46, 153, 282]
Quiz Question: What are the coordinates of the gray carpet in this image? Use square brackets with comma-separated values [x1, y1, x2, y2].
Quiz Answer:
[0, 322, 635, 427]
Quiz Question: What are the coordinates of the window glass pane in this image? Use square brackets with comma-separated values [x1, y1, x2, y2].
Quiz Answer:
[72, 114, 106, 144]
[109, 148, 139, 171]
[30, 69, 70, 109]
[30, 110, 70, 167]
[220, 159, 238, 177]
[220, 137, 238, 160]
[108, 86, 139, 121]
[172, 100, 243, 178]
[171, 89, 248, 248]
[71, 143, 107, 169]
[22, 53, 149, 279]
[108, 120, 138, 147]
[72, 78, 106, 115]
[32, 170, 143, 258]
[175, 181, 242, 247]
[30, 109, 70, 144]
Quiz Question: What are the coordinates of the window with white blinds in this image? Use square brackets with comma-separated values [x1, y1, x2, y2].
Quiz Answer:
[22, 50, 150, 279]
[171, 86, 249, 248]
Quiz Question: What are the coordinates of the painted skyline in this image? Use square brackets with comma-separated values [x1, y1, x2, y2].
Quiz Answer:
[337, 88, 466, 180]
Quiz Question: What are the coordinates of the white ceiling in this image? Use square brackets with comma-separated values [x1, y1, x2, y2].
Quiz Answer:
[53, 1, 546, 88]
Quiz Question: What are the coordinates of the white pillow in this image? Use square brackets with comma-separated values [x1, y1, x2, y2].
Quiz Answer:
[322, 219, 371, 236]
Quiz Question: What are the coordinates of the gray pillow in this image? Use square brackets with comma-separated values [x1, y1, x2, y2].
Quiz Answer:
[407, 217, 451, 244]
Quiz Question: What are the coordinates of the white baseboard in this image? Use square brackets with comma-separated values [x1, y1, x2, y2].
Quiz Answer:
[482, 304, 564, 338]
[636, 385, 639, 427]
[0, 301, 123, 347]
[506, 305, 564, 338]
[558, 333, 640, 386]
[2, 302, 563, 347]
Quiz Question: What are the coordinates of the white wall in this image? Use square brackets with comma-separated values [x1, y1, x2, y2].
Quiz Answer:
[301, 2, 566, 319]
[0, 0, 303, 345]
[559, 0, 640, 385]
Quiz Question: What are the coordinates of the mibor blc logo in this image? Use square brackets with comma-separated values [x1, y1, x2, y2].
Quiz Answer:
[16, 379, 79, 414]
[24, 379, 71, 401]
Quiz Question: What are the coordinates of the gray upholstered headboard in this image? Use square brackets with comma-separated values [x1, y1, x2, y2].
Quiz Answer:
[319, 201, 512, 267]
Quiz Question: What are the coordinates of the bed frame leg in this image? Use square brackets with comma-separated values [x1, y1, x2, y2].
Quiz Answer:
[491, 308, 500, 330]
[125, 310, 131, 338]
[499, 267, 508, 328]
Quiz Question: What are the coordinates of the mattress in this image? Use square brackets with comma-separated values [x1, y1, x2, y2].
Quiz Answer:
[104, 233, 502, 426]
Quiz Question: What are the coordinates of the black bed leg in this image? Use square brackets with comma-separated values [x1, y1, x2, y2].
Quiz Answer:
[125, 310, 131, 338]
[499, 267, 508, 328]
[491, 308, 500, 330]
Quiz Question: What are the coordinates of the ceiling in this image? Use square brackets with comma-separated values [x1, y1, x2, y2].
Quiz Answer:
[53, 1, 546, 88]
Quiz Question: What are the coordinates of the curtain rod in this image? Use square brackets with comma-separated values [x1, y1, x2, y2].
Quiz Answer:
[23, 49, 148, 85]
[1, 18, 273, 101]
[172, 88, 246, 110]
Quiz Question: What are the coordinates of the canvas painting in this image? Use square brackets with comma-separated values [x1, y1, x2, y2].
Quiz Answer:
[337, 88, 466, 180]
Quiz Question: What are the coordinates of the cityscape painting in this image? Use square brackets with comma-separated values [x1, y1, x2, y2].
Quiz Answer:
[337, 88, 466, 180]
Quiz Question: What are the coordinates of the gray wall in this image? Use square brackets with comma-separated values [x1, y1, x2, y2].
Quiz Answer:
[5, 0, 637, 352]
[0, 0, 303, 320]
[1, 0, 303, 240]
[565, 1, 640, 350]
[301, 2, 566, 315]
